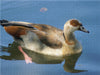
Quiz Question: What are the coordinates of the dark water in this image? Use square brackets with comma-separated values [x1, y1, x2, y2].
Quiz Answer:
[0, 1, 100, 75]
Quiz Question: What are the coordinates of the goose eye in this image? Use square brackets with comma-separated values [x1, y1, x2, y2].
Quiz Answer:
[82, 27, 84, 29]
[79, 26, 84, 30]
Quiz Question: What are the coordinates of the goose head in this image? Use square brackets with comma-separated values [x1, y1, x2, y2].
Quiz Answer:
[64, 19, 89, 33]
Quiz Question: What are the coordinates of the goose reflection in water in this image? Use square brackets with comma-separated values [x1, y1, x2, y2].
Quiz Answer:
[0, 42, 87, 73]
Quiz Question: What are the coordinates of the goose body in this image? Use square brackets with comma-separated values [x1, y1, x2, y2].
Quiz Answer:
[0, 19, 89, 63]
[20, 30, 82, 56]
[20, 31, 63, 56]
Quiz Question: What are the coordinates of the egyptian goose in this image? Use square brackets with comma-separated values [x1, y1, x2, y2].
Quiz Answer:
[0, 19, 89, 64]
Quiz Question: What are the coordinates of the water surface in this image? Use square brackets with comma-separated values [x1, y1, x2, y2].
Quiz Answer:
[0, 1, 100, 75]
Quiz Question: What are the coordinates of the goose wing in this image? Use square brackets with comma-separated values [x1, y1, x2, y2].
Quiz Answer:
[0, 20, 64, 49]
[31, 24, 64, 49]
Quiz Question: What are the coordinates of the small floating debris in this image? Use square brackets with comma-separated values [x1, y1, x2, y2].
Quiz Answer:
[40, 7, 48, 12]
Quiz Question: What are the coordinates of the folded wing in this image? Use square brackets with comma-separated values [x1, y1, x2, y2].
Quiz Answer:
[0, 20, 64, 49]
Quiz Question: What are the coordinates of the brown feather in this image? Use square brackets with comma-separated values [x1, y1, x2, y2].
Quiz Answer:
[4, 26, 27, 37]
